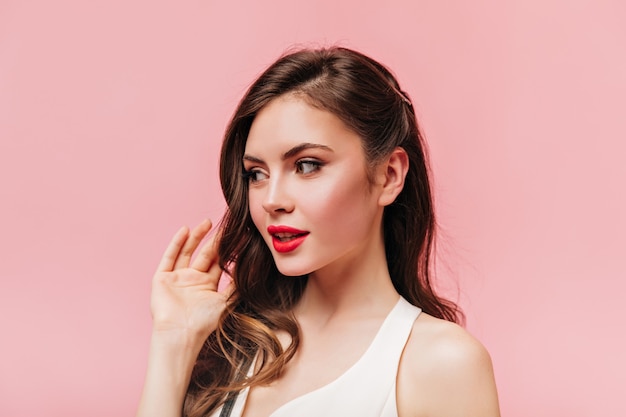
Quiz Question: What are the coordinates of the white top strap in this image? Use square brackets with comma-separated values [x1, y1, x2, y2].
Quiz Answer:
[213, 297, 421, 417]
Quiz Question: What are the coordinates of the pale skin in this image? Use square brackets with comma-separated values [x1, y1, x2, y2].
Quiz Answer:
[137, 96, 500, 417]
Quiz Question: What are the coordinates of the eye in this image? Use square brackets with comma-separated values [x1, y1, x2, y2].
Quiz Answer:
[295, 159, 323, 175]
[242, 169, 268, 183]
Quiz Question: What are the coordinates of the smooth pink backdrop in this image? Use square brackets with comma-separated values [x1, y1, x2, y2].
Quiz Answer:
[1, 1, 625, 416]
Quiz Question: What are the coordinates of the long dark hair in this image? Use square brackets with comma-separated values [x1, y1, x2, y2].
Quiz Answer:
[183, 46, 462, 416]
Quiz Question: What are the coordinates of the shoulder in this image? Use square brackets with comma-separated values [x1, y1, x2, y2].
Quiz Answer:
[396, 313, 500, 417]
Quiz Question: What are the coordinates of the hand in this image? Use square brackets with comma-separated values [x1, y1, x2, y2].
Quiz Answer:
[150, 219, 233, 346]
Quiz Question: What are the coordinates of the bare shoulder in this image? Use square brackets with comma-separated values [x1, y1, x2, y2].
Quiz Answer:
[396, 313, 501, 417]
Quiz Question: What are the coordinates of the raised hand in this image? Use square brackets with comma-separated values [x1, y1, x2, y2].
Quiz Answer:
[151, 219, 233, 345]
[138, 220, 232, 417]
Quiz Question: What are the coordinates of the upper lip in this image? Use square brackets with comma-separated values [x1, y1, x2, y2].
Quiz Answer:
[267, 225, 309, 236]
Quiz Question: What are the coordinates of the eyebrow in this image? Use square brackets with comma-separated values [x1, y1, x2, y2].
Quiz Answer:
[243, 142, 334, 163]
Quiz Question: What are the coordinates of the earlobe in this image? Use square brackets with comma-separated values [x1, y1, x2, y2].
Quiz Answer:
[378, 147, 409, 206]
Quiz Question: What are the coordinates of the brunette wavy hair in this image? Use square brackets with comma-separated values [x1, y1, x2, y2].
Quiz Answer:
[183, 46, 462, 416]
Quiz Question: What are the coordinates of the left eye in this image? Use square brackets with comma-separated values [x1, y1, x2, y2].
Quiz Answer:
[296, 160, 322, 175]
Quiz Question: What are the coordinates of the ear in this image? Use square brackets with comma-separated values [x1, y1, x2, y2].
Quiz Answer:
[377, 147, 409, 207]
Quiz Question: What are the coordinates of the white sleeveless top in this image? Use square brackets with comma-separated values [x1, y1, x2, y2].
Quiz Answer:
[211, 297, 421, 417]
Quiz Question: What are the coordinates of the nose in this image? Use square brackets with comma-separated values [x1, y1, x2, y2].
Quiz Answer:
[262, 175, 295, 214]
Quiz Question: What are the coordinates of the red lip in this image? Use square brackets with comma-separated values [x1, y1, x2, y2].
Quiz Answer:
[267, 225, 310, 253]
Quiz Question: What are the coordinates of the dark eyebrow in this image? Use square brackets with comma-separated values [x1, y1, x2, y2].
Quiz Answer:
[283, 143, 333, 159]
[242, 154, 264, 164]
[243, 143, 333, 164]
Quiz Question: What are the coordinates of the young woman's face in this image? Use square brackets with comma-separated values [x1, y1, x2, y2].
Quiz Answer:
[243, 95, 386, 277]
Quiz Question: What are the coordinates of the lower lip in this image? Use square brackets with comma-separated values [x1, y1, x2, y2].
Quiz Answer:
[272, 234, 309, 253]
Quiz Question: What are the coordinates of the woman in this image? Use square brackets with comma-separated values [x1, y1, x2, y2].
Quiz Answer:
[137, 47, 500, 417]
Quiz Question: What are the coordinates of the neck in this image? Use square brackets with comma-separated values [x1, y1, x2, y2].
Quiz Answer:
[294, 235, 400, 323]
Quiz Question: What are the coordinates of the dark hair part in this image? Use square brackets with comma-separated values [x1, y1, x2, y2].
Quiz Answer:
[183, 46, 462, 416]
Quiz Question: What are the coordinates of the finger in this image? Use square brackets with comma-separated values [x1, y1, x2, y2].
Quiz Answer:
[156, 226, 189, 272]
[190, 226, 221, 271]
[173, 219, 212, 270]
[220, 277, 236, 299]
[204, 261, 224, 291]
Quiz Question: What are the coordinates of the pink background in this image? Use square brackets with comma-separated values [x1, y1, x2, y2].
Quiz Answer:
[1, 1, 625, 416]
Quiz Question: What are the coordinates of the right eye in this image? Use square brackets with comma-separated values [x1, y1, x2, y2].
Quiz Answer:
[243, 169, 268, 183]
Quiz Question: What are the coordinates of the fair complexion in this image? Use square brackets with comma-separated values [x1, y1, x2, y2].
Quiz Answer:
[241, 95, 500, 417]
[137, 95, 499, 417]
[241, 95, 406, 417]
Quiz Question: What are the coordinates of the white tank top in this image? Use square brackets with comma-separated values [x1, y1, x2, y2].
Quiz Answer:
[211, 297, 421, 417]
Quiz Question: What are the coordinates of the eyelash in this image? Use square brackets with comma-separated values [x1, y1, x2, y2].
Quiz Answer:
[242, 159, 324, 183]
[295, 159, 323, 175]
[241, 169, 267, 183]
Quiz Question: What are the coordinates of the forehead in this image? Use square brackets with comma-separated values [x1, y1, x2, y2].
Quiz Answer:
[245, 95, 363, 155]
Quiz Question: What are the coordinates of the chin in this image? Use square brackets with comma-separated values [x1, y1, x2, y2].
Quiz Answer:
[272, 257, 315, 277]
[275, 264, 313, 277]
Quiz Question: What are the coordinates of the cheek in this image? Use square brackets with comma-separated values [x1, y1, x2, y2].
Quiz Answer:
[306, 176, 373, 228]
[248, 190, 266, 231]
